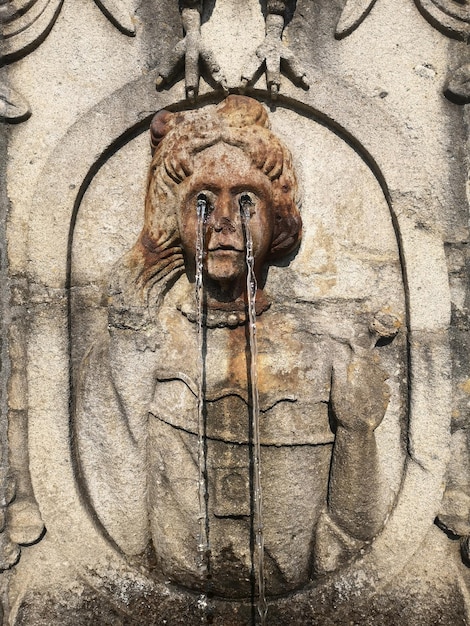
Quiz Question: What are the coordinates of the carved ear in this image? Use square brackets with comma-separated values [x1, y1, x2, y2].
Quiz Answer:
[269, 171, 302, 259]
[270, 212, 302, 259]
[150, 110, 175, 155]
[216, 95, 269, 129]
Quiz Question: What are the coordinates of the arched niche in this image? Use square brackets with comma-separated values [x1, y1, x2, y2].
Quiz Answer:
[16, 67, 451, 615]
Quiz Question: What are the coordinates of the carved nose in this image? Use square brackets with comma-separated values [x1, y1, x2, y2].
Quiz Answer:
[213, 216, 236, 233]
[211, 197, 237, 233]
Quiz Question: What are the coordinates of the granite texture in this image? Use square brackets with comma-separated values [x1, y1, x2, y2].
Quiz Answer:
[1, 0, 470, 623]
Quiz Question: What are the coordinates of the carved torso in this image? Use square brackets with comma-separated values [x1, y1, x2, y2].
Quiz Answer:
[75, 278, 353, 598]
[142, 285, 344, 597]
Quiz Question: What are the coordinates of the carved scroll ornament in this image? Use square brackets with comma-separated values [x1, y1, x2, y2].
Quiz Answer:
[0, 0, 63, 64]
[0, 83, 29, 123]
[335, 0, 379, 39]
[0, 0, 64, 121]
[0, 0, 134, 123]
[340, 0, 470, 39]
[415, 0, 470, 38]
[93, 0, 135, 36]
[413, 0, 470, 101]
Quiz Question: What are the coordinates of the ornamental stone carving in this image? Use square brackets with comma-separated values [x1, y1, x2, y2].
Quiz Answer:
[2, 0, 470, 624]
[0, 0, 63, 121]
[415, 0, 470, 38]
[74, 95, 394, 609]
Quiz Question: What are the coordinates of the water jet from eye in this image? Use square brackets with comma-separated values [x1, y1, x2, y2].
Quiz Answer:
[240, 194, 267, 626]
[195, 193, 210, 613]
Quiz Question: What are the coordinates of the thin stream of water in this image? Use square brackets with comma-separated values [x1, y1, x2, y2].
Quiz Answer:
[240, 195, 267, 625]
[195, 194, 210, 598]
[193, 192, 267, 623]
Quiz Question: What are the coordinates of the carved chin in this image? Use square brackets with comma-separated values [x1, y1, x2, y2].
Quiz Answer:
[205, 250, 246, 284]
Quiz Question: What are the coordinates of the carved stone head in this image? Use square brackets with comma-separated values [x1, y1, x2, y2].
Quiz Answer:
[109, 96, 301, 323]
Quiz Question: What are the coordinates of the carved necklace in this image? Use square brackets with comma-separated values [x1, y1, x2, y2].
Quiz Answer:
[177, 292, 271, 328]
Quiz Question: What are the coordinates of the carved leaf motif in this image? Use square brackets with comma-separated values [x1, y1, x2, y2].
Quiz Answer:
[335, 0, 379, 39]
[0, 83, 30, 123]
[93, 0, 136, 37]
[0, 0, 64, 64]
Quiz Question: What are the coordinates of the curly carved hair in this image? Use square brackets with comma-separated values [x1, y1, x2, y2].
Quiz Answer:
[109, 95, 302, 328]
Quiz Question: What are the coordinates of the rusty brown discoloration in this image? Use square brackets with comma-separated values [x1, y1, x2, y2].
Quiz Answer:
[225, 313, 303, 400]
[110, 96, 302, 325]
[226, 324, 250, 391]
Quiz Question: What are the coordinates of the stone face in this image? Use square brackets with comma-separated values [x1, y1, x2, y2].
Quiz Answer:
[1, 0, 470, 623]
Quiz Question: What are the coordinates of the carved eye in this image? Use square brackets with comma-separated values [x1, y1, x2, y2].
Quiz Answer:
[196, 193, 207, 217]
[238, 192, 256, 216]
[196, 191, 215, 215]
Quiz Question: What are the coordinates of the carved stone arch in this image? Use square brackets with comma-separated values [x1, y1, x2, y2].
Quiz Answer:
[15, 66, 451, 618]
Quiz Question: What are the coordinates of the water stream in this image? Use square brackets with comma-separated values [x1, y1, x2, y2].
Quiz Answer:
[240, 195, 267, 625]
[194, 193, 267, 624]
[195, 194, 210, 603]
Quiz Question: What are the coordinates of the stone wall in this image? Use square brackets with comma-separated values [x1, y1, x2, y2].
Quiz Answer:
[1, 1, 470, 624]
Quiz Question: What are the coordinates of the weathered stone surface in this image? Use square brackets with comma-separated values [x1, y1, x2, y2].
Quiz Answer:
[1, 0, 470, 623]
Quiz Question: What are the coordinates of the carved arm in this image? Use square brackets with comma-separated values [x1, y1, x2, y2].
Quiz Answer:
[156, 0, 227, 101]
[327, 345, 390, 543]
[240, 0, 309, 98]
[324, 314, 400, 548]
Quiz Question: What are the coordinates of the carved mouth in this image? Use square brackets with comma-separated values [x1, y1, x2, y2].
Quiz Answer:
[208, 245, 244, 253]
